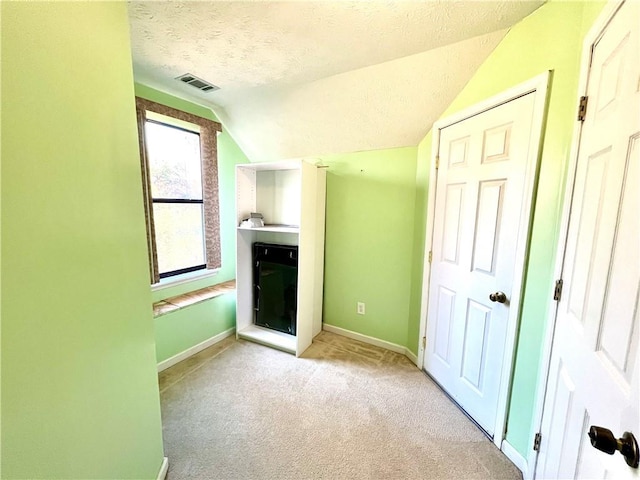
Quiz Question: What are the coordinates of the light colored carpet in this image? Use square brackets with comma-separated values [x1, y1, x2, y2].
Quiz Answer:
[159, 331, 522, 480]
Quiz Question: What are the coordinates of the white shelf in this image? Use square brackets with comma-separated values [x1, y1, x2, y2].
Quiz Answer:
[237, 226, 299, 234]
[237, 325, 297, 354]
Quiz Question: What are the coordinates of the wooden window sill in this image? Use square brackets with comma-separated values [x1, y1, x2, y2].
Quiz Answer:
[153, 279, 236, 318]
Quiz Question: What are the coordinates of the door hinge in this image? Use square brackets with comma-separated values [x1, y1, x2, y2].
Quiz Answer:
[577, 96, 588, 122]
[428, 250, 433, 263]
[553, 279, 563, 302]
[435, 155, 440, 169]
[422, 336, 427, 349]
[533, 432, 542, 452]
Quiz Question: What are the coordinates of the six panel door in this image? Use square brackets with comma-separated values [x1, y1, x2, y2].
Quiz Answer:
[425, 92, 538, 436]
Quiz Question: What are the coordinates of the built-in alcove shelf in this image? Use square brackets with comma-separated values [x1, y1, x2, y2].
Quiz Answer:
[236, 159, 326, 357]
[153, 279, 236, 318]
[237, 325, 297, 354]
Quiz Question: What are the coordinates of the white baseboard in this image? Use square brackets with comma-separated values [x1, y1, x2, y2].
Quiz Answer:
[501, 439, 528, 477]
[156, 456, 169, 480]
[157, 327, 235, 372]
[405, 348, 419, 366]
[322, 323, 418, 366]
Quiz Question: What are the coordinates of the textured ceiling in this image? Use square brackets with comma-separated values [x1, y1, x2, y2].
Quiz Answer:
[128, 1, 544, 161]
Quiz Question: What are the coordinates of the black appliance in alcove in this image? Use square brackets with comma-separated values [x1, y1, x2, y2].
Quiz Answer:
[253, 242, 298, 336]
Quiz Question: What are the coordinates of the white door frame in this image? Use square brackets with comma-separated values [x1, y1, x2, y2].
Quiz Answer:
[417, 71, 551, 449]
[527, 2, 626, 478]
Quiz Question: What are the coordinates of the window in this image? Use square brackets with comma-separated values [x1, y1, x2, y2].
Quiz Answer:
[146, 120, 205, 277]
[135, 97, 222, 284]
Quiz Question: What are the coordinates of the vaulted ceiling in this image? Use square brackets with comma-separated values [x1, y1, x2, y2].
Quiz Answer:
[128, 1, 544, 162]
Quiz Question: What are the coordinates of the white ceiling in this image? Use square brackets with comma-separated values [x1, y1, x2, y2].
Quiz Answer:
[128, 1, 544, 162]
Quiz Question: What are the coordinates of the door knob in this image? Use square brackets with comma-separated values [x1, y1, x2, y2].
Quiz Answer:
[489, 291, 507, 303]
[588, 426, 639, 468]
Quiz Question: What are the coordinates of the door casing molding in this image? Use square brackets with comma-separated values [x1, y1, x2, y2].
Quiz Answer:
[528, 2, 626, 479]
[417, 71, 552, 452]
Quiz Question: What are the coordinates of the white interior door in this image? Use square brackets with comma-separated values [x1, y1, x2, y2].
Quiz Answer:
[424, 92, 539, 437]
[535, 2, 639, 479]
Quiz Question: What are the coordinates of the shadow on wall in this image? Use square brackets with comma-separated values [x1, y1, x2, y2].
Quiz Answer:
[320, 147, 418, 348]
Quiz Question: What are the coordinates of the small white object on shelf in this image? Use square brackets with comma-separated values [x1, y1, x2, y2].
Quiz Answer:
[239, 212, 264, 228]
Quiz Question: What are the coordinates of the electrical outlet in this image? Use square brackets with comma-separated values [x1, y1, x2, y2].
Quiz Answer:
[357, 302, 365, 315]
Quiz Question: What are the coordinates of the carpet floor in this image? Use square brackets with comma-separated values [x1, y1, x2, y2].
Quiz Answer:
[159, 331, 522, 480]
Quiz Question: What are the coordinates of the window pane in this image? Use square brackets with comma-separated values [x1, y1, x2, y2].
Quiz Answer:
[145, 121, 203, 200]
[153, 203, 205, 274]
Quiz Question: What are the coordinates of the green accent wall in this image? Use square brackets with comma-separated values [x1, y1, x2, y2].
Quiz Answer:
[408, 0, 606, 457]
[320, 147, 418, 347]
[134, 84, 249, 363]
[1, 3, 164, 478]
[154, 294, 237, 362]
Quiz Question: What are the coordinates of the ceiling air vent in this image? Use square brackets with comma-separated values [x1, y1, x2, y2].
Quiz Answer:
[175, 73, 219, 93]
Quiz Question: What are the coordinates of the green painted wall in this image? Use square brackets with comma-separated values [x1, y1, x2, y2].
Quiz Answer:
[320, 147, 417, 347]
[134, 84, 249, 363]
[154, 294, 237, 361]
[408, 0, 606, 457]
[1, 3, 164, 478]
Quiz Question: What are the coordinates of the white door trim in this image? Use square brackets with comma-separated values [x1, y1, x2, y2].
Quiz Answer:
[527, 2, 626, 478]
[417, 71, 551, 449]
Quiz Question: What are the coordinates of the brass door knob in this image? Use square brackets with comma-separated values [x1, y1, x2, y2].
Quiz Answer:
[489, 291, 507, 303]
[588, 426, 639, 468]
